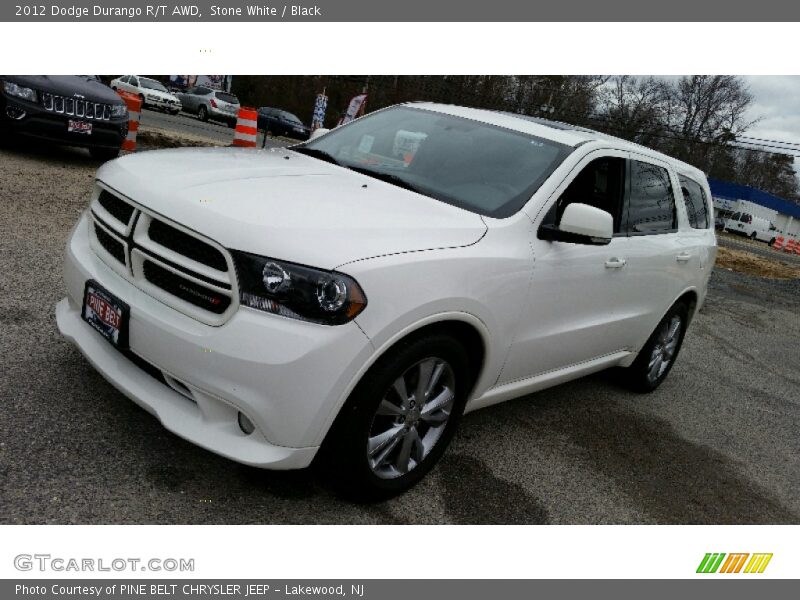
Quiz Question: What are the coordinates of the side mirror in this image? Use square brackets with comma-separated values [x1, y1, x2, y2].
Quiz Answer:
[539, 203, 613, 245]
[309, 128, 330, 141]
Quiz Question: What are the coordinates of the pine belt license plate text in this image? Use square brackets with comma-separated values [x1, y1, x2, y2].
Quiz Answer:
[81, 280, 129, 349]
[68, 120, 92, 134]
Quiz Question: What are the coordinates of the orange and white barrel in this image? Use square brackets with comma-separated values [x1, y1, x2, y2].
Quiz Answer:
[115, 90, 142, 152]
[784, 238, 797, 254]
[772, 236, 785, 251]
[232, 106, 258, 148]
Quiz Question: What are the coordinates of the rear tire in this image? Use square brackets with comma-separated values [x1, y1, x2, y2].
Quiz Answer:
[621, 302, 688, 393]
[750, 232, 757, 240]
[319, 333, 470, 501]
[198, 106, 208, 122]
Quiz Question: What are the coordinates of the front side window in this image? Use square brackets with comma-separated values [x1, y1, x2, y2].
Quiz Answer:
[740, 213, 752, 224]
[130, 77, 138, 87]
[678, 175, 709, 229]
[542, 156, 626, 233]
[297, 106, 571, 217]
[624, 160, 677, 233]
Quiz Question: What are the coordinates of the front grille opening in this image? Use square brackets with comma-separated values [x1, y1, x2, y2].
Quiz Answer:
[143, 260, 230, 314]
[98, 190, 135, 225]
[94, 223, 126, 265]
[148, 219, 228, 272]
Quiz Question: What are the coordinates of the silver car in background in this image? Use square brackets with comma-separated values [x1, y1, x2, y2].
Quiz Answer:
[175, 86, 240, 126]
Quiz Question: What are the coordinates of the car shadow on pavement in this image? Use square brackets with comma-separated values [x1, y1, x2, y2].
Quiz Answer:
[0, 136, 106, 167]
[508, 374, 798, 524]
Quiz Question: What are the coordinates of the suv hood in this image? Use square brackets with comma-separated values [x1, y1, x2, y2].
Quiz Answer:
[5, 75, 124, 105]
[96, 147, 487, 270]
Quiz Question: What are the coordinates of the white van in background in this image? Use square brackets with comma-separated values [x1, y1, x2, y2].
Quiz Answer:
[724, 211, 777, 243]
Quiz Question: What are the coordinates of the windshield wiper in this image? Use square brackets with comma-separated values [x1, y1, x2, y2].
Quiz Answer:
[347, 166, 422, 194]
[292, 147, 341, 166]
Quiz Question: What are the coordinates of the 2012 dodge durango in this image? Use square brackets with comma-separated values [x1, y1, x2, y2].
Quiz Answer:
[56, 103, 716, 498]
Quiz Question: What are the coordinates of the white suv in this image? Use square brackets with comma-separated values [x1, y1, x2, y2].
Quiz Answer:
[56, 103, 716, 498]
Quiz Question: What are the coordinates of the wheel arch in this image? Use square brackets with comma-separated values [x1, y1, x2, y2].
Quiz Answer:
[316, 313, 490, 448]
[620, 287, 699, 368]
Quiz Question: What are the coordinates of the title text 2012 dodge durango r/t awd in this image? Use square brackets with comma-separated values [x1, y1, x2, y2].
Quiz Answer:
[57, 103, 716, 497]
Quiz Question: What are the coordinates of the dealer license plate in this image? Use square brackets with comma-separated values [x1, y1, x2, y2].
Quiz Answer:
[81, 280, 129, 349]
[68, 120, 92, 134]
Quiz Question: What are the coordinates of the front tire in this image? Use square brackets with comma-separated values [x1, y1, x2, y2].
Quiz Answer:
[622, 302, 688, 393]
[320, 333, 470, 500]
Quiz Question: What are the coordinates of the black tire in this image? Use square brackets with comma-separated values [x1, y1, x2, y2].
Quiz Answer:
[750, 232, 757, 240]
[89, 146, 121, 161]
[318, 333, 471, 501]
[198, 106, 208, 122]
[621, 302, 688, 393]
[770, 238, 776, 247]
[138, 94, 145, 109]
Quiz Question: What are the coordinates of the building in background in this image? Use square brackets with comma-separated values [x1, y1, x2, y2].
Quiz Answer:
[708, 178, 800, 237]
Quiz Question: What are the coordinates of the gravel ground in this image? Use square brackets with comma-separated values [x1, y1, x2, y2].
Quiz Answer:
[1, 142, 798, 524]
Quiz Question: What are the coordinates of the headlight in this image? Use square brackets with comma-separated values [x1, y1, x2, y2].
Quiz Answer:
[110, 104, 128, 119]
[3, 81, 38, 103]
[232, 251, 367, 325]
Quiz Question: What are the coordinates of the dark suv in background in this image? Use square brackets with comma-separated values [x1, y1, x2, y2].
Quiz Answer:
[0, 75, 128, 160]
[256, 107, 311, 140]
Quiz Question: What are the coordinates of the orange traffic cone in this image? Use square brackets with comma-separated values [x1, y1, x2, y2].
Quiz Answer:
[116, 90, 141, 152]
[232, 107, 258, 148]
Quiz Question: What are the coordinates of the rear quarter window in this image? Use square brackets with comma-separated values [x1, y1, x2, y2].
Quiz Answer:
[678, 175, 710, 229]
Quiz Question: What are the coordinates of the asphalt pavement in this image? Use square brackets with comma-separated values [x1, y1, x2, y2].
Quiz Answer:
[1, 141, 798, 524]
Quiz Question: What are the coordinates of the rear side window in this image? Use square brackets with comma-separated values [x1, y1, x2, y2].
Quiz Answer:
[740, 213, 752, 224]
[625, 160, 676, 233]
[678, 175, 709, 229]
[216, 92, 238, 104]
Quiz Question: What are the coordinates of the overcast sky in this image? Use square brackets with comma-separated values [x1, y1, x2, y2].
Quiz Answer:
[741, 76, 800, 168]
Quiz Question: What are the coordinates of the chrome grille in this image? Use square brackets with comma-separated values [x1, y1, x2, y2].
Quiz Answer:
[88, 186, 236, 326]
[42, 93, 113, 121]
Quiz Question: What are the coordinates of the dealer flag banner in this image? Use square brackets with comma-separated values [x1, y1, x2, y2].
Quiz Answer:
[312, 93, 328, 130]
[339, 93, 368, 125]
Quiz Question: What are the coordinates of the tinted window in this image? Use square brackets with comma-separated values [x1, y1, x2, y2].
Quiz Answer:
[679, 175, 709, 229]
[543, 157, 626, 233]
[740, 213, 752, 223]
[625, 160, 676, 233]
[120, 76, 130, 84]
[281, 111, 303, 124]
[130, 77, 138, 86]
[216, 92, 238, 104]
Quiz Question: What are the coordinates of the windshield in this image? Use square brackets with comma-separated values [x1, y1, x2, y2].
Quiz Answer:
[141, 78, 168, 92]
[298, 106, 571, 217]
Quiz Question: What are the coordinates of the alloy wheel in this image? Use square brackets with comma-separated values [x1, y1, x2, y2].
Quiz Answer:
[647, 315, 682, 384]
[366, 357, 456, 479]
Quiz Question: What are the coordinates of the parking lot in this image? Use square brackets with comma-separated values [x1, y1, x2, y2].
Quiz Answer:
[1, 136, 799, 525]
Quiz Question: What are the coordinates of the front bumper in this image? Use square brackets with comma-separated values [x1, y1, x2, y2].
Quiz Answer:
[57, 212, 376, 469]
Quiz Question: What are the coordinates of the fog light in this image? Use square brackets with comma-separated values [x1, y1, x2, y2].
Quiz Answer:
[6, 106, 26, 120]
[237, 412, 255, 435]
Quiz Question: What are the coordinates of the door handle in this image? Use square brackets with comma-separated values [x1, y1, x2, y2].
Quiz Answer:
[676, 253, 692, 263]
[605, 257, 627, 269]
